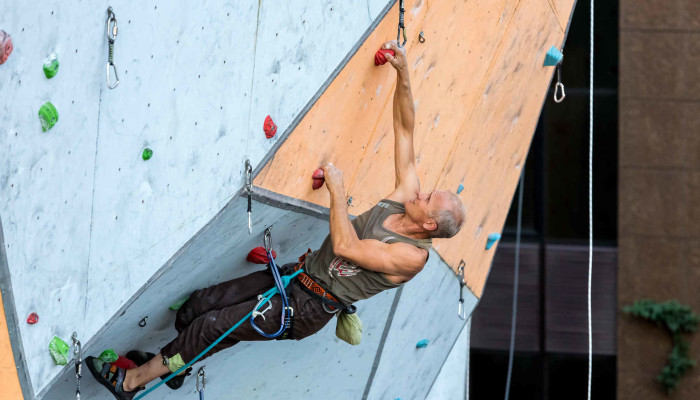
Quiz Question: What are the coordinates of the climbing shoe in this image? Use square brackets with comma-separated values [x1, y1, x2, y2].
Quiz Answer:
[125, 350, 191, 390]
[85, 356, 141, 400]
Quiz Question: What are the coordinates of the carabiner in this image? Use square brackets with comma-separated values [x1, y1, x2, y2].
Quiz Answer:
[252, 294, 272, 321]
[196, 367, 206, 392]
[72, 332, 82, 399]
[107, 63, 119, 89]
[263, 226, 272, 252]
[106, 8, 117, 42]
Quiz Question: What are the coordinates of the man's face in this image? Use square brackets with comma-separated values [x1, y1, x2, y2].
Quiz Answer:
[405, 190, 447, 229]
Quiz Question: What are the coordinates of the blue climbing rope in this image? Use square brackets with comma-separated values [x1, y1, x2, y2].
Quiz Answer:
[133, 267, 303, 399]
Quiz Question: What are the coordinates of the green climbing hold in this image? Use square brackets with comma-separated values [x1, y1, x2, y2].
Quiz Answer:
[38, 102, 59, 132]
[169, 296, 190, 310]
[142, 147, 153, 161]
[99, 349, 119, 363]
[43, 53, 59, 79]
[49, 336, 70, 365]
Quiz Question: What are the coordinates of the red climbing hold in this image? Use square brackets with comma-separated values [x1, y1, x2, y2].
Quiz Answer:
[312, 168, 325, 190]
[263, 115, 277, 139]
[247, 246, 277, 264]
[374, 49, 395, 66]
[0, 30, 13, 66]
[26, 312, 39, 324]
[114, 355, 138, 370]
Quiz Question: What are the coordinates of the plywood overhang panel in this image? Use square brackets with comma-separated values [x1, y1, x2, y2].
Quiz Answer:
[434, 0, 564, 296]
[255, 0, 568, 298]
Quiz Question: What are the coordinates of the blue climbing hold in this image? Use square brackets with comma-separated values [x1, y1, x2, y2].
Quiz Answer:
[416, 339, 430, 348]
[544, 46, 563, 66]
[457, 183, 464, 194]
[486, 233, 501, 250]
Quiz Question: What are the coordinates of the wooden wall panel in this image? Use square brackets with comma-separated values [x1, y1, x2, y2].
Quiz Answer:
[0, 295, 23, 399]
[255, 0, 577, 298]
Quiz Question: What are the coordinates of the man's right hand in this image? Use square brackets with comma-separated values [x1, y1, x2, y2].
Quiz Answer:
[382, 41, 408, 73]
[320, 163, 344, 193]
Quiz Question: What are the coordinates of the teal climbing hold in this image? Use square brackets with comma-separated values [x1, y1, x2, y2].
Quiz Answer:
[43, 53, 59, 78]
[170, 296, 190, 310]
[457, 183, 464, 194]
[49, 336, 70, 365]
[38, 102, 59, 132]
[544, 46, 563, 66]
[416, 339, 429, 348]
[142, 147, 153, 161]
[486, 233, 501, 250]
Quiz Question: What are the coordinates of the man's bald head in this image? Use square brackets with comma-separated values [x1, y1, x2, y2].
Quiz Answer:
[428, 191, 466, 239]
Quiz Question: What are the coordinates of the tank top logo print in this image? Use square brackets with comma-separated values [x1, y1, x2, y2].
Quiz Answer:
[329, 257, 362, 278]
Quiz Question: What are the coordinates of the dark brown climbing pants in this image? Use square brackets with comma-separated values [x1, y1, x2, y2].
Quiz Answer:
[160, 263, 335, 365]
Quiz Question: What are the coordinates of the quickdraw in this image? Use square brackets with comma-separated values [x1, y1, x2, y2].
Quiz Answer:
[554, 61, 565, 103]
[245, 159, 253, 234]
[397, 0, 407, 47]
[105, 7, 119, 89]
[457, 260, 467, 320]
[72, 332, 82, 399]
[196, 367, 206, 400]
[249, 227, 294, 339]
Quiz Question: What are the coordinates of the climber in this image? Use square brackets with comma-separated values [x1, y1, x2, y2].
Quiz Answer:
[85, 40, 466, 399]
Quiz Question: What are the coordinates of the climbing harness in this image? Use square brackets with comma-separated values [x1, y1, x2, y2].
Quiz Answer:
[105, 7, 119, 89]
[504, 171, 524, 400]
[245, 159, 253, 234]
[553, 62, 566, 103]
[196, 367, 206, 400]
[72, 332, 82, 399]
[397, 0, 407, 47]
[457, 260, 467, 320]
[249, 227, 294, 339]
[294, 252, 346, 312]
[134, 253, 303, 399]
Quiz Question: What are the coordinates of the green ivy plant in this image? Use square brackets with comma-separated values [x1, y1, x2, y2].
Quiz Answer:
[623, 299, 699, 393]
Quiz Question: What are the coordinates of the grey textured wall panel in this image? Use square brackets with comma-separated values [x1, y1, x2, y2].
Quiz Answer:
[41, 193, 398, 399]
[0, 1, 106, 392]
[1, 0, 392, 394]
[365, 253, 477, 400]
[426, 321, 469, 400]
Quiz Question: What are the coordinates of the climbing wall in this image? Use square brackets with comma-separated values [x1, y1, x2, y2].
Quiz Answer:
[0, 0, 577, 398]
[255, 0, 576, 298]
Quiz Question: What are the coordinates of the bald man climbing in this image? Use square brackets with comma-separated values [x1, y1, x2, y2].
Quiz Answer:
[86, 40, 466, 399]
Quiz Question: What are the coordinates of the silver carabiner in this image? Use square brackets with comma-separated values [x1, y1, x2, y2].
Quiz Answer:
[106, 8, 117, 41]
[196, 367, 206, 392]
[263, 226, 272, 252]
[252, 294, 272, 321]
[553, 63, 565, 103]
[107, 63, 119, 89]
[457, 260, 467, 320]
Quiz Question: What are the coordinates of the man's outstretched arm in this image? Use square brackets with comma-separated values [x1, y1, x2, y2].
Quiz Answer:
[384, 41, 420, 203]
[321, 163, 425, 279]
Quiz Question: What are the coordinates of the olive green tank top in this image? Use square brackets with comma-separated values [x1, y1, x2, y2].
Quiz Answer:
[304, 199, 432, 305]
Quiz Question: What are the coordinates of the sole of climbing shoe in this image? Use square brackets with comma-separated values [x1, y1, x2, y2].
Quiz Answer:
[126, 350, 189, 390]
